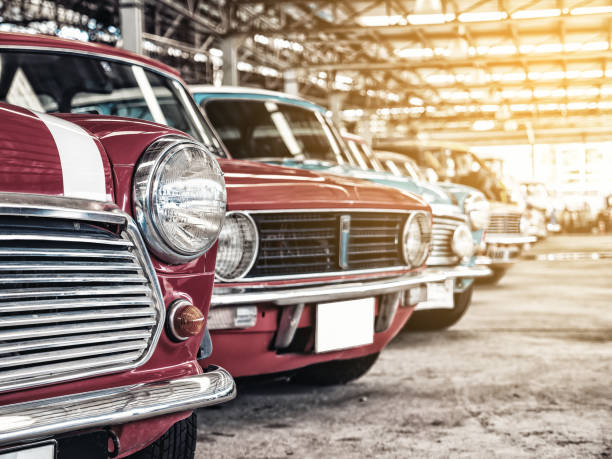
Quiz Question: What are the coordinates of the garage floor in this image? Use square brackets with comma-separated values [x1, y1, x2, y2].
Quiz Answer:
[196, 235, 612, 458]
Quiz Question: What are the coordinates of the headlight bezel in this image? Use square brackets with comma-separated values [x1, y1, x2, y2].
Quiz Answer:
[214, 211, 259, 282]
[133, 135, 226, 264]
[465, 192, 490, 230]
[401, 211, 432, 268]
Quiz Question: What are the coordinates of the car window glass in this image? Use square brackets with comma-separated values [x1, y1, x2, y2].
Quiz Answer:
[0, 51, 221, 150]
[204, 99, 345, 163]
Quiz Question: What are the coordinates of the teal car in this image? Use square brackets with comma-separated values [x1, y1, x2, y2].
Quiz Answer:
[192, 86, 491, 330]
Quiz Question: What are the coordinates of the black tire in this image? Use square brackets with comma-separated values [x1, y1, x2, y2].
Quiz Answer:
[292, 353, 379, 386]
[476, 266, 507, 285]
[404, 284, 473, 331]
[128, 413, 197, 459]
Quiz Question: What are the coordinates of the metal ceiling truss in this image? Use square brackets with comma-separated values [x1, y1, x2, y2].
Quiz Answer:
[2, 0, 612, 144]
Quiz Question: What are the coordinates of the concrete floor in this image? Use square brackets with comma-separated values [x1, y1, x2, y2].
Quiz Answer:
[196, 235, 612, 458]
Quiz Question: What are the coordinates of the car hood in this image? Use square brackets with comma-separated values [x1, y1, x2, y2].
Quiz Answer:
[0, 103, 113, 201]
[490, 201, 522, 214]
[263, 159, 451, 206]
[217, 159, 430, 212]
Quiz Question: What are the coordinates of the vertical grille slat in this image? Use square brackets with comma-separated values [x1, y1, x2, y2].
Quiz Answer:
[0, 214, 163, 394]
[248, 211, 407, 278]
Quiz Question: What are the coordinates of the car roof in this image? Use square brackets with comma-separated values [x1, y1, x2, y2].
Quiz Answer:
[190, 84, 327, 112]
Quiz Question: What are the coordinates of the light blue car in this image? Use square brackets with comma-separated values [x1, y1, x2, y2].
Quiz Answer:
[192, 86, 491, 330]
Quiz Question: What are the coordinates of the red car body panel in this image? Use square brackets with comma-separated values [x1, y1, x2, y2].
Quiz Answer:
[0, 104, 216, 457]
[204, 304, 414, 378]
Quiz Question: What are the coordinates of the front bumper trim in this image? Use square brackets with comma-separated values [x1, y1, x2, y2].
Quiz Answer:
[212, 271, 447, 307]
[485, 235, 537, 244]
[0, 366, 236, 446]
[425, 265, 492, 279]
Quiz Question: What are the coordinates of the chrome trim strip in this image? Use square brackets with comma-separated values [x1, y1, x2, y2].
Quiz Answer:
[485, 235, 537, 244]
[424, 265, 492, 279]
[474, 255, 516, 267]
[0, 193, 124, 223]
[211, 271, 446, 307]
[234, 208, 414, 214]
[0, 367, 236, 445]
[220, 265, 413, 284]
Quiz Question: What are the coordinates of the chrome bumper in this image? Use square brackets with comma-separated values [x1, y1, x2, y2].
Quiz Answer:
[485, 234, 537, 245]
[0, 366, 236, 445]
[211, 271, 447, 307]
[425, 265, 492, 279]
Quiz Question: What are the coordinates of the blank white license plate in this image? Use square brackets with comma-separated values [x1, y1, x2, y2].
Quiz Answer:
[315, 297, 375, 353]
[415, 279, 454, 311]
[0, 443, 55, 459]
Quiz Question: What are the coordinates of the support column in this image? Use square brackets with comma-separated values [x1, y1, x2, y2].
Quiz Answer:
[284, 69, 299, 95]
[219, 35, 244, 86]
[119, 0, 144, 54]
[329, 92, 345, 130]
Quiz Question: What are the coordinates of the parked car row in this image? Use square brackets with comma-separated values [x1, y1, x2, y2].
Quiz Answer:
[0, 32, 539, 458]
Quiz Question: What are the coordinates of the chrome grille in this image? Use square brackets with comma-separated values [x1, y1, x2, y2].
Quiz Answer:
[249, 211, 407, 278]
[488, 213, 521, 234]
[0, 201, 163, 393]
[428, 214, 465, 266]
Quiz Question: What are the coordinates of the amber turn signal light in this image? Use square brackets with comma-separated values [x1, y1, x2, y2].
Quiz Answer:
[167, 300, 205, 341]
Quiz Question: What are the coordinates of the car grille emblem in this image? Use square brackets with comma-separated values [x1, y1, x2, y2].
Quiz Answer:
[339, 215, 351, 269]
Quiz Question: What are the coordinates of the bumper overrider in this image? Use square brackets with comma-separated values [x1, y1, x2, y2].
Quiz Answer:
[0, 367, 236, 445]
[211, 265, 491, 308]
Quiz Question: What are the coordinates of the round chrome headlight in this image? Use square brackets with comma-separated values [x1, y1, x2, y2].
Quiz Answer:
[465, 192, 490, 230]
[451, 223, 474, 259]
[520, 214, 529, 234]
[133, 136, 226, 264]
[401, 212, 432, 268]
[215, 212, 259, 281]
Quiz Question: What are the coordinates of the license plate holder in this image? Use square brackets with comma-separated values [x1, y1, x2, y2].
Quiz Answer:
[0, 441, 56, 459]
[315, 297, 375, 353]
[415, 279, 454, 311]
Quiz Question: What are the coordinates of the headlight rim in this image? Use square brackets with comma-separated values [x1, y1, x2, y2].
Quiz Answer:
[214, 210, 259, 282]
[401, 211, 432, 268]
[465, 191, 490, 230]
[133, 135, 226, 264]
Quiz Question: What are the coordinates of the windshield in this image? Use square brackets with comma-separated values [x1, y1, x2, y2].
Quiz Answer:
[0, 50, 222, 150]
[378, 154, 427, 182]
[427, 148, 509, 202]
[203, 98, 347, 163]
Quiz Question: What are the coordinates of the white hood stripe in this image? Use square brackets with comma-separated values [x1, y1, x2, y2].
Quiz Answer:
[36, 113, 107, 201]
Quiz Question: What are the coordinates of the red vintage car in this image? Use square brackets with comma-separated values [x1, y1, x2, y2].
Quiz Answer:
[0, 32, 444, 387]
[0, 103, 235, 456]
